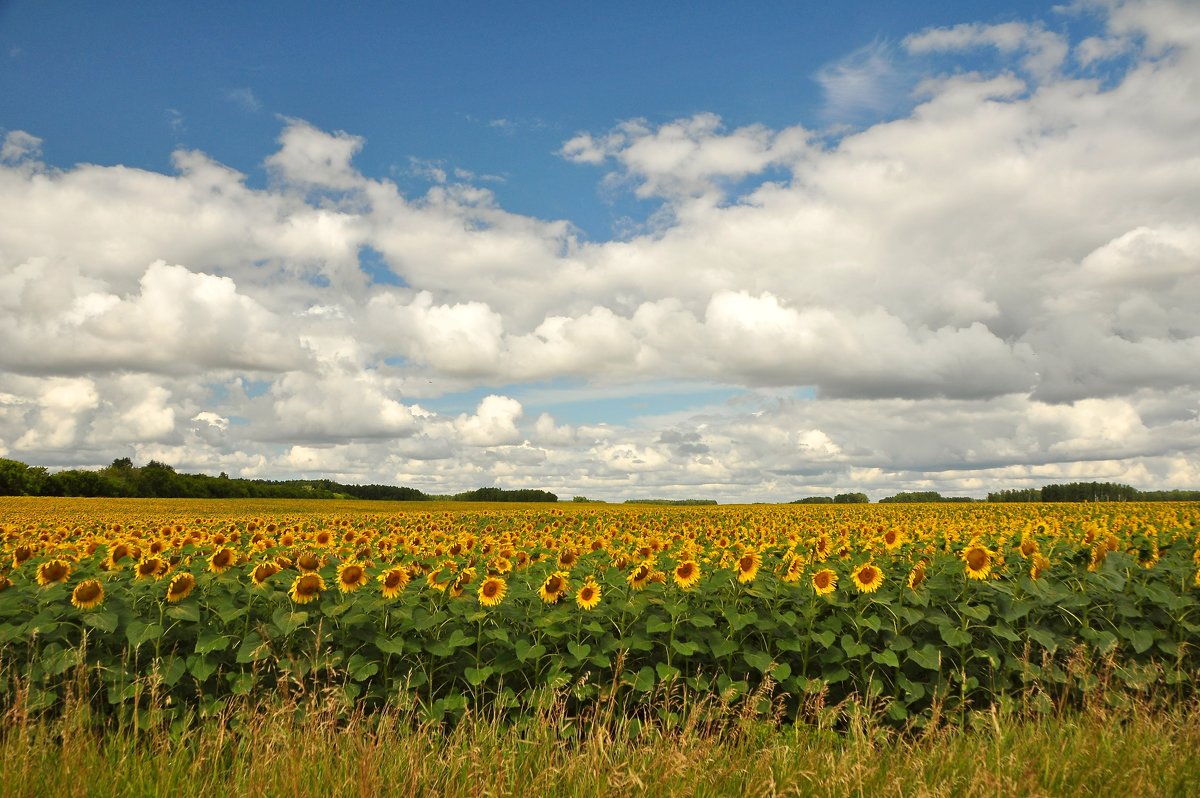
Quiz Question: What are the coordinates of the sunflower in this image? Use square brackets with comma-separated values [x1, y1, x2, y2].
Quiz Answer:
[449, 567, 476, 598]
[852, 563, 883, 594]
[378, 567, 410, 599]
[251, 560, 281, 587]
[336, 561, 369, 594]
[295, 550, 322, 573]
[71, 578, 105, 610]
[557, 548, 579, 570]
[673, 560, 701, 591]
[576, 577, 601, 611]
[782, 554, 805, 584]
[963, 542, 992, 580]
[627, 563, 653, 591]
[1030, 554, 1051, 581]
[12, 545, 33, 568]
[1018, 537, 1039, 558]
[812, 568, 837, 596]
[36, 558, 72, 586]
[0, 575, 11, 593]
[538, 571, 569, 604]
[289, 573, 326, 604]
[314, 529, 334, 547]
[106, 543, 132, 571]
[883, 528, 904, 552]
[135, 556, 166, 580]
[478, 575, 507, 607]
[166, 571, 196, 602]
[907, 561, 927, 590]
[209, 547, 236, 575]
[736, 551, 761, 584]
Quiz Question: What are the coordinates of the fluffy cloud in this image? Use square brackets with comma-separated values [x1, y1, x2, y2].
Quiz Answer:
[1, 0, 1198, 499]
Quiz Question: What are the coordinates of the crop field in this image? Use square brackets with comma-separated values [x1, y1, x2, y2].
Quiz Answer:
[1, 497, 1198, 731]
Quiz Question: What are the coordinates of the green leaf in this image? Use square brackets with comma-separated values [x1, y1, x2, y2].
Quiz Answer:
[1125, 627, 1155, 655]
[228, 672, 256, 695]
[166, 604, 199, 624]
[195, 632, 232, 655]
[959, 602, 991, 621]
[82, 610, 119, 634]
[872, 649, 900, 668]
[515, 640, 547, 662]
[687, 613, 716, 628]
[655, 662, 681, 682]
[375, 635, 407, 656]
[188, 655, 217, 683]
[909, 644, 941, 671]
[859, 614, 882, 632]
[743, 650, 773, 673]
[644, 616, 673, 634]
[812, 629, 836, 648]
[1027, 627, 1059, 653]
[161, 657, 187, 687]
[840, 634, 870, 658]
[633, 666, 656, 692]
[464, 665, 493, 686]
[670, 639, 702, 657]
[939, 625, 971, 647]
[348, 654, 380, 682]
[235, 633, 267, 663]
[771, 662, 792, 681]
[567, 641, 591, 660]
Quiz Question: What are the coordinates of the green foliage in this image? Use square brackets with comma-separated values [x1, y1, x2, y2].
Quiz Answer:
[879, 491, 975, 503]
[791, 496, 834, 504]
[833, 492, 869, 504]
[623, 499, 718, 506]
[989, 482, 1200, 503]
[451, 487, 559, 502]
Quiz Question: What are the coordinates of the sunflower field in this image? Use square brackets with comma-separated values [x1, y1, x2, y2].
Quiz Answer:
[1, 497, 1198, 728]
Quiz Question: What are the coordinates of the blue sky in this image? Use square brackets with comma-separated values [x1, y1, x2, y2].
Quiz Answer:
[1, 0, 1198, 500]
[3, 0, 1080, 238]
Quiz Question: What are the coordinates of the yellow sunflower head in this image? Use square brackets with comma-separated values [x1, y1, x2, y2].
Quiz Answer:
[135, 556, 166, 581]
[1030, 553, 1051, 581]
[883, 528, 903, 552]
[251, 560, 281, 587]
[852, 563, 883, 594]
[812, 568, 837, 596]
[736, 551, 761, 584]
[576, 577, 601, 611]
[478, 576, 507, 607]
[963, 542, 992, 580]
[378, 566, 410, 599]
[166, 571, 196, 602]
[907, 561, 927, 591]
[673, 560, 701, 591]
[36, 558, 72, 587]
[71, 578, 105, 610]
[538, 571, 569, 604]
[336, 561, 369, 594]
[627, 562, 652, 590]
[208, 546, 236, 575]
[289, 572, 326, 604]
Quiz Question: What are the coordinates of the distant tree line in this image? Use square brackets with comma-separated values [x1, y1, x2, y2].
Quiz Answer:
[790, 493, 870, 505]
[988, 481, 1200, 503]
[878, 491, 976, 504]
[444, 487, 558, 503]
[0, 458, 557, 503]
[624, 499, 719, 506]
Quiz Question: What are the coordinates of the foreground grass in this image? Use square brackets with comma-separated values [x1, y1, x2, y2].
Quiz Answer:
[2, 694, 1199, 798]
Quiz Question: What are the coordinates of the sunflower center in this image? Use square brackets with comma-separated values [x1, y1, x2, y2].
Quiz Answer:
[966, 548, 989, 570]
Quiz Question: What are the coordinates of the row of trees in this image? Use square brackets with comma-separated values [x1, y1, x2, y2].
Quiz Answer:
[791, 493, 870, 505]
[0, 458, 557, 503]
[989, 482, 1200, 502]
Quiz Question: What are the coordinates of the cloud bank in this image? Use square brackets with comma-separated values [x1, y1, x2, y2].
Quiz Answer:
[1, 0, 1198, 500]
